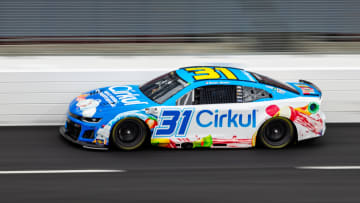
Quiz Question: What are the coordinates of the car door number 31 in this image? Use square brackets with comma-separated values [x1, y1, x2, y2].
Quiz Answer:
[154, 109, 194, 137]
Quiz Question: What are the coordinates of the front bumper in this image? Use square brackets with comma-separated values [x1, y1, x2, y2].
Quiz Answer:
[59, 126, 108, 150]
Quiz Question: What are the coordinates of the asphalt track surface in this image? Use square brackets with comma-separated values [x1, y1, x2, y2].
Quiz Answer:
[0, 124, 360, 203]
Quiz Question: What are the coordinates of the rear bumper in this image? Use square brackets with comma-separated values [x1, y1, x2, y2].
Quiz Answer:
[296, 111, 326, 142]
[59, 126, 108, 150]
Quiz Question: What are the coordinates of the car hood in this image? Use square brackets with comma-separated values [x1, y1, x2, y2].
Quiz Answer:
[69, 85, 157, 118]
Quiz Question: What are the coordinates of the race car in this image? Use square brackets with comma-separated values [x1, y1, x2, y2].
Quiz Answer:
[60, 66, 326, 150]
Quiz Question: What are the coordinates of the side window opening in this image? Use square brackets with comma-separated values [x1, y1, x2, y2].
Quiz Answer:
[176, 85, 272, 105]
[176, 85, 237, 105]
[242, 86, 272, 102]
[194, 85, 236, 105]
[176, 90, 194, 106]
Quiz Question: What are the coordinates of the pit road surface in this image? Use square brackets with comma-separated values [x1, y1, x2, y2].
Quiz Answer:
[0, 124, 359, 203]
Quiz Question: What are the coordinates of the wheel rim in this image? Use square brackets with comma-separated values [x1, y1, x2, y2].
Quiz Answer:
[114, 119, 144, 148]
[261, 118, 293, 148]
[265, 122, 287, 142]
[117, 122, 139, 142]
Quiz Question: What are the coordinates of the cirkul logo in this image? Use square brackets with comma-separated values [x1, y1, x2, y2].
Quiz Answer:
[196, 109, 257, 128]
[108, 86, 148, 106]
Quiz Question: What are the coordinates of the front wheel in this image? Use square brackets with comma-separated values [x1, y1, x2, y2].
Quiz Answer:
[258, 117, 295, 149]
[111, 118, 147, 150]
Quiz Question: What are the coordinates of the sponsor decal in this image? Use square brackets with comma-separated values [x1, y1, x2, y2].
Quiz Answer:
[273, 87, 285, 94]
[196, 109, 257, 128]
[108, 86, 148, 106]
[100, 91, 118, 107]
[154, 108, 257, 138]
[205, 81, 230, 85]
[294, 84, 315, 94]
[151, 134, 253, 149]
[265, 85, 286, 94]
[193, 135, 212, 148]
[151, 137, 177, 148]
[76, 99, 101, 117]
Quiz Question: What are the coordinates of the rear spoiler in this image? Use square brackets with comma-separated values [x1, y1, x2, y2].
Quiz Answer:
[299, 79, 322, 96]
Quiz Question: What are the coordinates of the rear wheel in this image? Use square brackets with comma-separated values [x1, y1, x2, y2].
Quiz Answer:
[111, 118, 147, 150]
[258, 117, 294, 149]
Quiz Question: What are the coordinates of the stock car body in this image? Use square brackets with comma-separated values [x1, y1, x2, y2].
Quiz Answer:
[59, 66, 326, 150]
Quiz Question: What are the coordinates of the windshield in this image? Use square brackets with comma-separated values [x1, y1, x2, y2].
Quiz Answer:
[250, 72, 299, 94]
[140, 71, 188, 104]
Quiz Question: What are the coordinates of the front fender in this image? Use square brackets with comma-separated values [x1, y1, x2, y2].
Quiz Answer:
[95, 110, 158, 144]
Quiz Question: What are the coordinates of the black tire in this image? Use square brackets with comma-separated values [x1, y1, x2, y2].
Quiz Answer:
[258, 117, 295, 149]
[111, 118, 147, 150]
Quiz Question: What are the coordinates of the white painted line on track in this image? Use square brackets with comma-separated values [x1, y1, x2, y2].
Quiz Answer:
[296, 166, 360, 170]
[0, 169, 126, 174]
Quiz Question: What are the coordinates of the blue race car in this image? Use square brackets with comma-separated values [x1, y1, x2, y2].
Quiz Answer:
[60, 66, 325, 150]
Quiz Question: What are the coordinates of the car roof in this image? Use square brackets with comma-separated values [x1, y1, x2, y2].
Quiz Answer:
[175, 66, 257, 84]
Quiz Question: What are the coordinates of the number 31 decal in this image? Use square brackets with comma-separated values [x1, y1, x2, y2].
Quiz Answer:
[185, 67, 238, 80]
[154, 109, 194, 137]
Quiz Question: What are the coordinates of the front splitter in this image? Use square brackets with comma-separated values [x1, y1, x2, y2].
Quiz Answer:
[59, 127, 108, 150]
